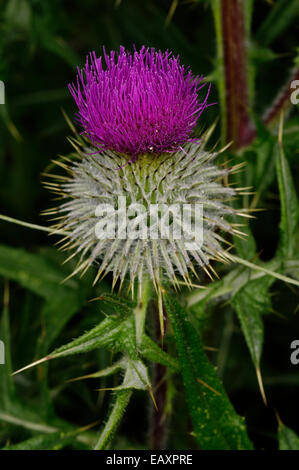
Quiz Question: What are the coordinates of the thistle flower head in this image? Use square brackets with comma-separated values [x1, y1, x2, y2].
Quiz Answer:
[46, 142, 239, 291]
[69, 46, 210, 157]
[45, 46, 242, 293]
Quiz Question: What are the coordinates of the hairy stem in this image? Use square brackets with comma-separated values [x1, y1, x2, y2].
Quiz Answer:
[94, 390, 132, 450]
[212, 0, 254, 148]
[149, 300, 168, 450]
[212, 1, 298, 149]
[94, 279, 151, 450]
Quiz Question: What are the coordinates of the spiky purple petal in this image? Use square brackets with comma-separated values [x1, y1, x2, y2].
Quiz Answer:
[69, 46, 211, 157]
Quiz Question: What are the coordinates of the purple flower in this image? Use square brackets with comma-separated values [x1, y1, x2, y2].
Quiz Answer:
[69, 46, 211, 157]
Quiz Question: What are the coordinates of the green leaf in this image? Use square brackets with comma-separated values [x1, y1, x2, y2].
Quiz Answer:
[40, 35, 79, 68]
[232, 276, 273, 369]
[275, 133, 299, 259]
[51, 294, 138, 359]
[164, 294, 253, 450]
[140, 334, 180, 372]
[188, 258, 281, 308]
[0, 408, 57, 433]
[256, 0, 299, 47]
[72, 362, 124, 382]
[101, 293, 137, 316]
[4, 0, 32, 34]
[243, 0, 254, 35]
[112, 358, 151, 391]
[0, 281, 16, 410]
[278, 422, 299, 450]
[0, 104, 22, 141]
[3, 427, 88, 450]
[41, 293, 86, 349]
[233, 220, 257, 261]
[248, 124, 276, 208]
[69, 355, 150, 451]
[51, 315, 131, 359]
[83, 356, 152, 392]
[249, 45, 277, 65]
[0, 245, 89, 348]
[0, 245, 77, 298]
[14, 293, 140, 378]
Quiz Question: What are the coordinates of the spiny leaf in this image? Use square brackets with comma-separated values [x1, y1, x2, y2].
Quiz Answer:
[82, 357, 151, 392]
[94, 390, 132, 450]
[188, 257, 283, 308]
[0, 245, 77, 297]
[13, 295, 139, 377]
[101, 293, 137, 315]
[107, 359, 151, 391]
[140, 334, 180, 372]
[164, 294, 253, 450]
[233, 219, 256, 261]
[232, 276, 273, 369]
[276, 117, 299, 259]
[68, 362, 124, 383]
[51, 315, 132, 359]
[232, 275, 275, 404]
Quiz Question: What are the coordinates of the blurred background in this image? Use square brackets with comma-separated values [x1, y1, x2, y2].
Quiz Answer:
[0, 0, 298, 450]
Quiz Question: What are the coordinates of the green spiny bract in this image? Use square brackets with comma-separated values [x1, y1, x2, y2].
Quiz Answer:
[45, 142, 241, 292]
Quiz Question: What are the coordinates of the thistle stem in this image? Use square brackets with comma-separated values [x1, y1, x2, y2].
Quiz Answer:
[94, 390, 132, 450]
[220, 0, 253, 148]
[213, 1, 299, 149]
[95, 279, 151, 450]
[150, 362, 168, 450]
[149, 300, 168, 450]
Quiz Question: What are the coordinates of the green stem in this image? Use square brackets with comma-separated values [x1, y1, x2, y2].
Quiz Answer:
[94, 390, 132, 450]
[149, 300, 168, 450]
[94, 279, 151, 450]
[211, 0, 226, 144]
[1, 281, 16, 404]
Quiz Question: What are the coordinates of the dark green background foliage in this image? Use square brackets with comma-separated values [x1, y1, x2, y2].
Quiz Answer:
[0, 0, 298, 450]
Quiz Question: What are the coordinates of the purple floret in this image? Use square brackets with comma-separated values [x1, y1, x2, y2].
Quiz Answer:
[69, 46, 211, 157]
